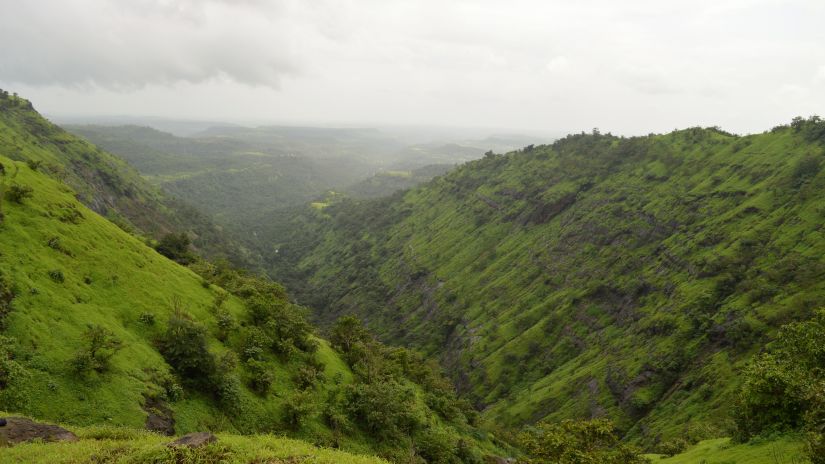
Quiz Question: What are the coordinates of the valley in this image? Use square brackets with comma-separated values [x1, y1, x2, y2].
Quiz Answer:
[1, 96, 823, 464]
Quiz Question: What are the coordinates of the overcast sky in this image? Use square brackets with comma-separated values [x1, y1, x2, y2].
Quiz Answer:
[1, 0, 824, 135]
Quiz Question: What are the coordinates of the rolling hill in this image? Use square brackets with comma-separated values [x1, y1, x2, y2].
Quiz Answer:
[266, 120, 825, 450]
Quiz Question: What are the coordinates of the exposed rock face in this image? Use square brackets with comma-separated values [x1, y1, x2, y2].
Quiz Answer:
[143, 395, 175, 436]
[168, 432, 217, 448]
[0, 417, 78, 446]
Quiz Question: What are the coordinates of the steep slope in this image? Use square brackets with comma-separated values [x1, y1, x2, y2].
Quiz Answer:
[0, 93, 248, 265]
[0, 92, 501, 463]
[0, 153, 498, 462]
[271, 120, 825, 445]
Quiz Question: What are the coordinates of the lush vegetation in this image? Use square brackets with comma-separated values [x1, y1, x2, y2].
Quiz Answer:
[6, 88, 825, 462]
[0, 92, 501, 462]
[518, 418, 647, 464]
[268, 120, 825, 453]
[0, 416, 388, 464]
[733, 309, 825, 462]
[0, 94, 249, 266]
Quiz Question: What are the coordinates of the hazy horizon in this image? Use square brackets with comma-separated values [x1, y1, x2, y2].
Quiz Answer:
[2, 0, 824, 136]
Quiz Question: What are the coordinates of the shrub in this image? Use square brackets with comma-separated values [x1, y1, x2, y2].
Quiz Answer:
[155, 233, 195, 264]
[330, 315, 372, 355]
[245, 359, 274, 395]
[0, 336, 30, 411]
[415, 428, 459, 464]
[518, 418, 648, 464]
[345, 380, 424, 441]
[5, 184, 33, 203]
[0, 272, 15, 329]
[657, 437, 689, 457]
[215, 372, 243, 415]
[215, 309, 234, 342]
[283, 390, 316, 430]
[157, 312, 216, 389]
[48, 269, 65, 283]
[240, 326, 271, 361]
[71, 325, 123, 375]
[138, 312, 156, 325]
[25, 159, 42, 171]
[295, 365, 323, 390]
[733, 309, 825, 464]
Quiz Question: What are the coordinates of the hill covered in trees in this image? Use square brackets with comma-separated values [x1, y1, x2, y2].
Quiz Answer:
[266, 118, 825, 457]
[0, 92, 502, 463]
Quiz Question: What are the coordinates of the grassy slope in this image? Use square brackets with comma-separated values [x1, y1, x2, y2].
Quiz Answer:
[0, 98, 248, 265]
[0, 418, 387, 464]
[0, 155, 357, 441]
[280, 125, 825, 446]
[646, 436, 806, 464]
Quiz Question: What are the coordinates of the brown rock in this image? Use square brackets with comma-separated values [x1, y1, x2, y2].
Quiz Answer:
[0, 417, 78, 447]
[168, 432, 217, 448]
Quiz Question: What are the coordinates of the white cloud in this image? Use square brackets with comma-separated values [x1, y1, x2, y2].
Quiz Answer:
[816, 65, 825, 83]
[1, 0, 824, 134]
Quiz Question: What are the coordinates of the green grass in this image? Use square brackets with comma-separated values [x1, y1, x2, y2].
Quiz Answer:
[0, 418, 388, 463]
[0, 155, 383, 453]
[646, 436, 807, 464]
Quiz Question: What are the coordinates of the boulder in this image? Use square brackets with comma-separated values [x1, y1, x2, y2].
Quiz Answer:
[168, 432, 217, 448]
[0, 417, 78, 446]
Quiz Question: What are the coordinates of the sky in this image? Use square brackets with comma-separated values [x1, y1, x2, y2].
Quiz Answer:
[1, 0, 824, 135]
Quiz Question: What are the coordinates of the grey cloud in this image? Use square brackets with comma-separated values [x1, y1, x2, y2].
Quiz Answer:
[0, 0, 298, 88]
[1, 0, 824, 135]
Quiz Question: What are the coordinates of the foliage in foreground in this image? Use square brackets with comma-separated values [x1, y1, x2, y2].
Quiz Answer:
[519, 418, 648, 464]
[734, 309, 825, 463]
[0, 420, 388, 464]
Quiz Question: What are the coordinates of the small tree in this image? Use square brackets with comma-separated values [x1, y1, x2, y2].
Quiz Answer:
[157, 312, 216, 388]
[71, 325, 123, 374]
[246, 359, 274, 395]
[330, 315, 372, 354]
[155, 233, 195, 264]
[283, 390, 316, 430]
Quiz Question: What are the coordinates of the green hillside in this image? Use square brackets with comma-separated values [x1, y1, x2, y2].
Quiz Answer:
[0, 93, 501, 463]
[269, 120, 825, 448]
[0, 97, 248, 266]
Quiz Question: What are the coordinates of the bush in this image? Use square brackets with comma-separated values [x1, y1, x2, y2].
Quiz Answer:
[283, 390, 316, 430]
[295, 365, 323, 390]
[138, 312, 156, 325]
[245, 359, 274, 395]
[0, 336, 30, 411]
[657, 437, 689, 457]
[734, 309, 825, 464]
[71, 325, 123, 375]
[0, 272, 15, 329]
[518, 418, 648, 464]
[330, 315, 372, 355]
[48, 269, 65, 283]
[415, 428, 459, 464]
[155, 233, 195, 264]
[215, 309, 234, 342]
[345, 380, 424, 441]
[25, 159, 42, 171]
[5, 184, 33, 203]
[157, 312, 216, 389]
